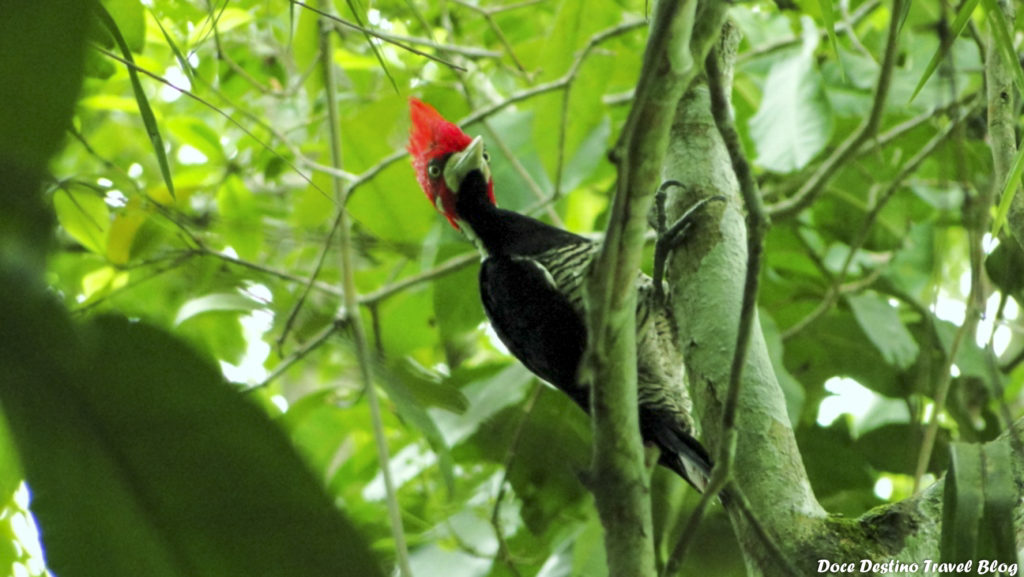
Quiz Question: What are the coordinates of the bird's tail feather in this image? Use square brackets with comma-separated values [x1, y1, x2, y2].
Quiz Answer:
[656, 426, 713, 493]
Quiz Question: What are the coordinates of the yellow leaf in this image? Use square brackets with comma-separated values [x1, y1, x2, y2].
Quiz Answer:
[107, 201, 148, 265]
[82, 266, 116, 299]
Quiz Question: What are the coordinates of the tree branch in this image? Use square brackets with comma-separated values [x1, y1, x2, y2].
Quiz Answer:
[986, 0, 1023, 251]
[662, 14, 826, 577]
[580, 2, 707, 575]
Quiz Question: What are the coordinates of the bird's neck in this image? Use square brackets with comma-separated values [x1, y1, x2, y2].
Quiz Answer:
[454, 171, 584, 257]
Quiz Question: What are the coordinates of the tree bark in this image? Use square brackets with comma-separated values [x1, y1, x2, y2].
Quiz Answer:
[581, 1, 731, 574]
[662, 24, 825, 576]
[660, 13, 1024, 577]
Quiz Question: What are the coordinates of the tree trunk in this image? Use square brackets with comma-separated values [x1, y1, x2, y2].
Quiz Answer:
[659, 10, 1024, 577]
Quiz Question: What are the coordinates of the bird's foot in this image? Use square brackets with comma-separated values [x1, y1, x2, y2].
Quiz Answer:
[652, 183, 727, 304]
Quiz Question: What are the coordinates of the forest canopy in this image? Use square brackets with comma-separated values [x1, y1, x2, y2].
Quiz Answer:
[1, 0, 1023, 576]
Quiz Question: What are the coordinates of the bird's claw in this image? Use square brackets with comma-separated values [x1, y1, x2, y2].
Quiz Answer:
[652, 184, 727, 305]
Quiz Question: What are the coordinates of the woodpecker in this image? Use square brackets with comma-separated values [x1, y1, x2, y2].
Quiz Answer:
[408, 98, 712, 492]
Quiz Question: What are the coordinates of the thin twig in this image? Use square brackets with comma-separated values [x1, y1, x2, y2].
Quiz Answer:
[665, 40, 793, 577]
[318, 11, 413, 575]
[554, 19, 647, 200]
[293, 0, 466, 71]
[467, 0, 548, 15]
[367, 30, 502, 59]
[738, 0, 881, 64]
[360, 252, 477, 305]
[276, 207, 341, 352]
[838, 0, 876, 62]
[450, 0, 529, 75]
[781, 103, 976, 341]
[94, 46, 333, 201]
[70, 252, 194, 316]
[767, 0, 903, 220]
[252, 319, 343, 391]
[488, 384, 544, 577]
[857, 92, 979, 156]
[202, 247, 345, 296]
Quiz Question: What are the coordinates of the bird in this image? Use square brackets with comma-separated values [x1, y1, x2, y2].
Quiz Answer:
[407, 98, 713, 493]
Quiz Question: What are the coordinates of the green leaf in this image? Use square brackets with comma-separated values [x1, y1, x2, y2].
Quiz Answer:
[0, 0, 89, 176]
[981, 0, 1024, 97]
[375, 358, 459, 495]
[216, 174, 263, 259]
[785, 310, 902, 398]
[166, 116, 226, 165]
[571, 512, 609, 577]
[95, 2, 176, 200]
[990, 143, 1024, 237]
[797, 421, 873, 497]
[980, 441, 1016, 563]
[150, 11, 195, 82]
[846, 292, 919, 370]
[465, 386, 589, 534]
[193, 7, 254, 42]
[0, 0, 90, 270]
[100, 0, 146, 52]
[941, 443, 984, 564]
[857, 424, 947, 475]
[909, 0, 979, 103]
[0, 515, 17, 577]
[539, 0, 618, 83]
[0, 274, 385, 577]
[53, 185, 110, 255]
[984, 241, 1024, 295]
[431, 364, 535, 447]
[0, 411, 21, 503]
[816, 0, 842, 77]
[432, 240, 484, 365]
[749, 18, 833, 173]
[934, 320, 988, 380]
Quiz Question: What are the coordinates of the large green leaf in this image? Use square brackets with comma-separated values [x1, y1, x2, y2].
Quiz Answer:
[796, 421, 873, 498]
[941, 443, 984, 565]
[909, 0, 979, 103]
[749, 18, 833, 173]
[0, 0, 90, 270]
[462, 386, 590, 534]
[0, 1, 89, 177]
[785, 310, 903, 398]
[0, 276, 384, 577]
[95, 2, 176, 201]
[857, 424, 948, 476]
[846, 291, 920, 370]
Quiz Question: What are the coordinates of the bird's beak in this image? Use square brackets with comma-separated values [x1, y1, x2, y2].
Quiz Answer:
[445, 136, 489, 193]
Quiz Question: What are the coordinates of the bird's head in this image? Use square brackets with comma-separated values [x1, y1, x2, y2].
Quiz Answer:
[408, 98, 495, 230]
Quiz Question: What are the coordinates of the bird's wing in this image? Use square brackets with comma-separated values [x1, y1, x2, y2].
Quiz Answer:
[479, 255, 588, 407]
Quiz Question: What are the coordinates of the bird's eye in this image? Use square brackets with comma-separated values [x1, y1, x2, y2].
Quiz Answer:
[427, 163, 441, 178]
[482, 151, 491, 162]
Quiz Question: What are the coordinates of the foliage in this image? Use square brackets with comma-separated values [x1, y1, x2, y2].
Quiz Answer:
[2, 0, 1023, 575]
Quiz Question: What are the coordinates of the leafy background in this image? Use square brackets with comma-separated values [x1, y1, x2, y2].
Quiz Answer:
[2, 0, 1022, 576]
